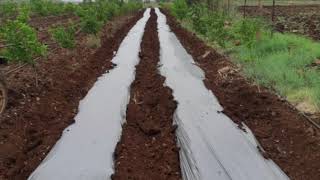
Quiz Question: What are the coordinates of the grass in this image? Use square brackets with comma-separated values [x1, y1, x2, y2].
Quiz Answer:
[234, 33, 320, 111]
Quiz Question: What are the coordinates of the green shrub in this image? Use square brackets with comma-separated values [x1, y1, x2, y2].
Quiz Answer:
[231, 18, 266, 47]
[80, 9, 103, 35]
[205, 12, 230, 47]
[189, 3, 208, 35]
[119, 1, 142, 15]
[63, 2, 78, 14]
[0, 20, 47, 63]
[49, 25, 76, 49]
[16, 6, 31, 23]
[30, 0, 65, 16]
[172, 0, 189, 20]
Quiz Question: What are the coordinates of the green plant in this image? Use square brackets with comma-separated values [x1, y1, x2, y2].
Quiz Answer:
[172, 0, 189, 20]
[0, 2, 18, 18]
[206, 12, 230, 47]
[30, 0, 65, 16]
[16, 5, 31, 23]
[80, 9, 103, 35]
[0, 20, 47, 63]
[231, 18, 266, 47]
[189, 3, 208, 35]
[50, 25, 76, 49]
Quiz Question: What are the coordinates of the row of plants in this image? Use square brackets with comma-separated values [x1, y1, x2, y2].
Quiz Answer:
[169, 0, 320, 112]
[0, 0, 143, 64]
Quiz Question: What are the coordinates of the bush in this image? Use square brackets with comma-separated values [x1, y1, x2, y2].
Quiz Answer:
[63, 2, 78, 14]
[172, 0, 189, 20]
[30, 0, 65, 16]
[80, 9, 103, 35]
[188, 4, 230, 47]
[231, 18, 266, 47]
[0, 20, 47, 63]
[50, 25, 76, 49]
[189, 3, 208, 35]
[119, 1, 142, 15]
[205, 12, 230, 47]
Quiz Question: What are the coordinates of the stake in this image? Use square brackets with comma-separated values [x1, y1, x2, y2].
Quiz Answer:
[272, 0, 276, 22]
[271, 0, 276, 37]
[243, 0, 247, 18]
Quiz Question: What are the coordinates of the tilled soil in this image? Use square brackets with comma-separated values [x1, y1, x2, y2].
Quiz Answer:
[0, 11, 144, 179]
[112, 9, 181, 180]
[163, 10, 320, 180]
[239, 5, 320, 40]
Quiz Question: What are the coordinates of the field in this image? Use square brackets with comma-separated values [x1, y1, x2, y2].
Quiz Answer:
[240, 5, 320, 40]
[235, 0, 320, 5]
[0, 0, 320, 180]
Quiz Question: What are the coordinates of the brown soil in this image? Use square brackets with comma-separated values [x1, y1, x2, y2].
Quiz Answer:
[239, 5, 320, 40]
[112, 9, 181, 180]
[0, 11, 144, 180]
[163, 9, 320, 180]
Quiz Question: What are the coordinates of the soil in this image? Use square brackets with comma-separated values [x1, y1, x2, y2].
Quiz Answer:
[0, 11, 144, 180]
[239, 5, 320, 40]
[112, 9, 181, 180]
[163, 9, 320, 180]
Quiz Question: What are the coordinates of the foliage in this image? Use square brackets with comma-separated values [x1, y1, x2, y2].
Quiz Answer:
[0, 0, 143, 63]
[0, 2, 18, 18]
[205, 12, 230, 47]
[0, 20, 47, 63]
[16, 5, 31, 23]
[77, 0, 142, 35]
[79, 8, 103, 35]
[189, 3, 208, 35]
[172, 0, 189, 20]
[231, 18, 266, 47]
[49, 25, 76, 49]
[119, 1, 143, 15]
[173, 1, 265, 47]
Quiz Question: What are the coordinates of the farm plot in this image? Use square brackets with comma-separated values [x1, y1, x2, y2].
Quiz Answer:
[240, 5, 320, 40]
[0, 7, 144, 180]
[27, 8, 288, 180]
[25, 7, 317, 180]
[163, 8, 320, 180]
[0, 3, 320, 180]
